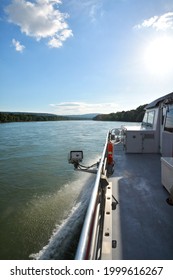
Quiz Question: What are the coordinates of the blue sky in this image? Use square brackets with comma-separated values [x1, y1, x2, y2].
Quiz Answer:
[1, 0, 173, 115]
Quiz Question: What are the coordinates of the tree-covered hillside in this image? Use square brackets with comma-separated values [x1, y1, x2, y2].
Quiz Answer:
[0, 112, 68, 123]
[93, 104, 147, 122]
[0, 104, 147, 123]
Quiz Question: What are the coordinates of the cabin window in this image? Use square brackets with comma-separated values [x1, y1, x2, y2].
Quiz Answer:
[142, 110, 155, 128]
[164, 105, 173, 132]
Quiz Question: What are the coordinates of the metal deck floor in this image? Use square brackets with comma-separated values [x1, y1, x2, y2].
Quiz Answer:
[110, 144, 173, 260]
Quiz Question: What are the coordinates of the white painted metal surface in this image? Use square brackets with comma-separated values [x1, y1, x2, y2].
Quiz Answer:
[161, 157, 173, 193]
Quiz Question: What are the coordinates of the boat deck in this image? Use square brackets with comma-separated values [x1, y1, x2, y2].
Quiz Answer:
[110, 143, 173, 260]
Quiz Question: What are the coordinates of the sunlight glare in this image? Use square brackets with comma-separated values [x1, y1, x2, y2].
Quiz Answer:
[144, 36, 173, 76]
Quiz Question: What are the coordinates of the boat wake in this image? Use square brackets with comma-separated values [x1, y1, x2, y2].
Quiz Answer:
[30, 176, 95, 260]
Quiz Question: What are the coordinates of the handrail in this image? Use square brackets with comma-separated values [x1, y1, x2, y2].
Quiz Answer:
[75, 132, 110, 260]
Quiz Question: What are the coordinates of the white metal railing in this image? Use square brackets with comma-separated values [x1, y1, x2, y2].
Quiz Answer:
[75, 132, 109, 260]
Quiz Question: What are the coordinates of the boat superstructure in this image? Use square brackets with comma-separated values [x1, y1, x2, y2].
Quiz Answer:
[69, 92, 173, 260]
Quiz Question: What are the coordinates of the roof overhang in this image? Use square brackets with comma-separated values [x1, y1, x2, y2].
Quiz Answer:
[145, 92, 173, 109]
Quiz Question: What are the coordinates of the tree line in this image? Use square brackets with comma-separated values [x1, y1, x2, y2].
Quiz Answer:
[0, 112, 68, 123]
[93, 104, 147, 122]
[0, 104, 147, 123]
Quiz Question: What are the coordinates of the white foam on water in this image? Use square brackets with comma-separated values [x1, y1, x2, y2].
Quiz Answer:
[30, 175, 95, 260]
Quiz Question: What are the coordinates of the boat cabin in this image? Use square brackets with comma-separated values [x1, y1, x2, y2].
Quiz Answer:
[123, 92, 173, 156]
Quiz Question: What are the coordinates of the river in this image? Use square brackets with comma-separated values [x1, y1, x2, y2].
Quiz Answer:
[0, 120, 138, 259]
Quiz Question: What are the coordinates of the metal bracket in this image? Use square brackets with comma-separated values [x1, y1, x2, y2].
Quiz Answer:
[100, 175, 109, 188]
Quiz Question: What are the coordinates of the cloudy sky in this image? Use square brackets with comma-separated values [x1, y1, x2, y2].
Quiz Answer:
[1, 0, 173, 115]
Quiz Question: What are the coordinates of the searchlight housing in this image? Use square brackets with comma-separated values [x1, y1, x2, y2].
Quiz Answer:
[68, 151, 83, 168]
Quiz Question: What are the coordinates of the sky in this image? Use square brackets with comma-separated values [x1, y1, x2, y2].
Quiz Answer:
[1, 0, 173, 115]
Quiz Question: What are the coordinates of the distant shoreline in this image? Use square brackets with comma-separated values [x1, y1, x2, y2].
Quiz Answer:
[0, 105, 146, 123]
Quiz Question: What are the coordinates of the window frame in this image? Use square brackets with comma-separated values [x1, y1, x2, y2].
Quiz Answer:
[142, 110, 155, 128]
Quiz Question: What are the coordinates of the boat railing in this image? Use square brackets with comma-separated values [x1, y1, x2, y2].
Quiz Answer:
[75, 131, 110, 260]
[74, 128, 124, 259]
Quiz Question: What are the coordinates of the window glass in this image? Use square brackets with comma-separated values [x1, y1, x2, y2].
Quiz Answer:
[142, 110, 155, 128]
[164, 105, 173, 132]
[147, 111, 155, 127]
[142, 112, 148, 124]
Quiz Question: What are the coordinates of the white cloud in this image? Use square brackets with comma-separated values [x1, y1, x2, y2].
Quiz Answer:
[67, 0, 103, 22]
[48, 29, 73, 48]
[135, 12, 173, 31]
[137, 16, 159, 28]
[48, 37, 63, 48]
[88, 2, 103, 22]
[50, 102, 119, 115]
[12, 38, 25, 52]
[5, 0, 73, 48]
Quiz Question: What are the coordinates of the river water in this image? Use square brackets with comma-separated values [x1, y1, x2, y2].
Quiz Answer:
[0, 120, 138, 260]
